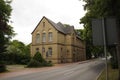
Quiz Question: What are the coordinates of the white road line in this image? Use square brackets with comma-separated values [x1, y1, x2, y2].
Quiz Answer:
[64, 71, 74, 75]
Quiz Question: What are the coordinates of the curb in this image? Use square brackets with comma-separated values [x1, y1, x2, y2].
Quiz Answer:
[78, 59, 97, 64]
[95, 68, 105, 80]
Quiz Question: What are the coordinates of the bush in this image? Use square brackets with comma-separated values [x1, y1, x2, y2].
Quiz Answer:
[110, 57, 118, 69]
[0, 52, 31, 65]
[27, 59, 41, 68]
[33, 52, 45, 62]
[111, 61, 118, 69]
[27, 52, 53, 68]
[0, 61, 7, 72]
[42, 61, 53, 67]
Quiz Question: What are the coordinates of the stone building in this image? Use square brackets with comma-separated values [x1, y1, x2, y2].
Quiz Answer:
[31, 16, 86, 63]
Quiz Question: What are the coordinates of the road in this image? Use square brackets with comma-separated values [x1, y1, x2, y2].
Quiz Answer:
[0, 59, 105, 80]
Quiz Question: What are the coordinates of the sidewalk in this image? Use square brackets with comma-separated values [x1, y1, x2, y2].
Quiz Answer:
[0, 60, 92, 78]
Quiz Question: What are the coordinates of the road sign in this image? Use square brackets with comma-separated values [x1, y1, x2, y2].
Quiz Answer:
[92, 18, 118, 46]
[92, 18, 119, 80]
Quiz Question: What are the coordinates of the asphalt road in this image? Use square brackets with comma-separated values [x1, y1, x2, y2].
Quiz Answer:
[0, 59, 105, 80]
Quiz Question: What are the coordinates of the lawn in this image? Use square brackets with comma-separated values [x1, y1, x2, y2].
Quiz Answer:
[6, 65, 26, 71]
[98, 64, 119, 80]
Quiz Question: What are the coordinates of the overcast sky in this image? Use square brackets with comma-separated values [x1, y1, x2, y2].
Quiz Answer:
[10, 0, 86, 44]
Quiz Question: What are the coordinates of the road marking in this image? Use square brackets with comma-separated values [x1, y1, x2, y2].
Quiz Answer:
[64, 71, 74, 75]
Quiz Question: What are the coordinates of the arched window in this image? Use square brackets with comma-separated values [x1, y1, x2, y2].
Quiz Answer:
[42, 47, 45, 53]
[42, 33, 46, 42]
[48, 48, 52, 56]
[36, 34, 40, 43]
[48, 32, 52, 42]
[43, 22, 45, 28]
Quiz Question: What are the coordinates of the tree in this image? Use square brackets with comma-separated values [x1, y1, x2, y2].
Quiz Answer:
[0, 0, 14, 60]
[6, 40, 31, 64]
[80, 0, 120, 59]
[0, 0, 14, 72]
[75, 29, 85, 40]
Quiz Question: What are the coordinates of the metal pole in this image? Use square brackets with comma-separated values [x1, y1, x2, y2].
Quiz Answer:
[102, 18, 108, 80]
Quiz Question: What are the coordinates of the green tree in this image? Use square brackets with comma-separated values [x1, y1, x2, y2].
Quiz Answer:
[0, 0, 14, 72]
[6, 40, 31, 64]
[75, 29, 85, 40]
[80, 0, 120, 59]
[0, 0, 14, 60]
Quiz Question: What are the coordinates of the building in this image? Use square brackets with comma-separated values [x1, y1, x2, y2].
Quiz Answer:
[31, 16, 86, 63]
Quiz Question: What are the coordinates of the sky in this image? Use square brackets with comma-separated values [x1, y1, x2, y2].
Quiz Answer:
[10, 0, 86, 44]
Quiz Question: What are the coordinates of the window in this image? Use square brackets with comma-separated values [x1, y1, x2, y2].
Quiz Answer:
[61, 48, 63, 52]
[42, 33, 46, 42]
[36, 48, 39, 52]
[47, 48, 52, 57]
[36, 34, 40, 43]
[48, 32, 52, 42]
[42, 47, 45, 53]
[43, 22, 45, 28]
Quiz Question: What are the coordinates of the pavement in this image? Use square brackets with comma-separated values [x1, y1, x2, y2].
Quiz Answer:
[0, 60, 90, 79]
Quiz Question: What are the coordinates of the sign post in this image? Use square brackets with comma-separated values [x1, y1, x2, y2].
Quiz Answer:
[102, 18, 108, 80]
[92, 17, 119, 80]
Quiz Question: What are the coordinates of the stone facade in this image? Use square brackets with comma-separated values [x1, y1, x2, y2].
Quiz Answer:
[31, 16, 86, 63]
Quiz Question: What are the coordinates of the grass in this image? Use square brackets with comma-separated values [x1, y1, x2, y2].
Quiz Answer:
[98, 64, 119, 80]
[6, 64, 26, 71]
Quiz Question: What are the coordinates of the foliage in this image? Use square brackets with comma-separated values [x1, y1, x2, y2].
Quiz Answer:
[0, 0, 14, 55]
[2, 40, 31, 64]
[111, 57, 118, 69]
[27, 52, 53, 68]
[75, 29, 85, 40]
[42, 61, 53, 67]
[98, 63, 119, 80]
[27, 59, 41, 68]
[63, 24, 72, 27]
[0, 61, 6, 72]
[109, 46, 118, 69]
[33, 52, 45, 63]
[0, 0, 14, 72]
[80, 0, 120, 60]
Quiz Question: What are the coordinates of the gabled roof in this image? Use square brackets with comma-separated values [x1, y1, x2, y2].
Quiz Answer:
[31, 16, 82, 40]
[32, 16, 75, 34]
[45, 17, 66, 34]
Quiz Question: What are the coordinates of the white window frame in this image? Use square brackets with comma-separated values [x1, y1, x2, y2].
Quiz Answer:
[48, 32, 52, 42]
[36, 34, 40, 43]
[42, 33, 46, 42]
[48, 48, 52, 57]
[42, 47, 45, 53]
